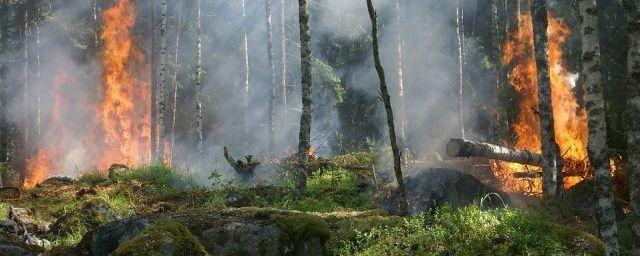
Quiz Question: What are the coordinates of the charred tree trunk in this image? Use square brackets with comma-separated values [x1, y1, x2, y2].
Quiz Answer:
[455, 0, 466, 139]
[194, 0, 204, 158]
[155, 0, 168, 164]
[579, 0, 620, 254]
[280, 0, 288, 132]
[170, 3, 183, 165]
[265, 0, 277, 153]
[366, 0, 408, 216]
[295, 0, 312, 198]
[623, 0, 640, 254]
[241, 0, 250, 148]
[446, 138, 542, 166]
[491, 0, 508, 144]
[532, 0, 562, 197]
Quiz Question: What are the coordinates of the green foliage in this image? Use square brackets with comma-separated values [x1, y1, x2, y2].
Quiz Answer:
[77, 170, 108, 185]
[110, 164, 198, 195]
[336, 205, 604, 256]
[112, 221, 210, 256]
[0, 201, 7, 220]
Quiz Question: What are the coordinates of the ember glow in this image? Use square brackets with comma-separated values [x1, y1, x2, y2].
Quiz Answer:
[496, 12, 589, 194]
[23, 0, 151, 187]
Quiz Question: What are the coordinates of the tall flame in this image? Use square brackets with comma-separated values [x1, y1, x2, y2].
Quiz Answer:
[496, 12, 589, 194]
[97, 0, 151, 169]
[23, 0, 150, 187]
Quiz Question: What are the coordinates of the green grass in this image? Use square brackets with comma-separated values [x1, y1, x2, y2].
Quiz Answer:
[0, 201, 8, 220]
[334, 205, 604, 256]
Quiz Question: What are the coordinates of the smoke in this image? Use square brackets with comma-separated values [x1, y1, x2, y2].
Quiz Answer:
[2, 0, 494, 187]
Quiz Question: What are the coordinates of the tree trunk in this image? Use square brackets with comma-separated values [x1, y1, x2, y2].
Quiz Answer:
[579, 1, 620, 254]
[150, 0, 158, 162]
[455, 0, 466, 139]
[35, 14, 41, 139]
[93, 0, 99, 48]
[366, 0, 408, 216]
[280, 0, 287, 132]
[623, 1, 640, 254]
[194, 0, 204, 158]
[22, 2, 29, 155]
[170, 3, 183, 165]
[265, 0, 276, 153]
[531, 0, 562, 197]
[446, 138, 542, 166]
[294, 0, 312, 198]
[394, 0, 407, 150]
[491, 0, 508, 144]
[241, 0, 250, 148]
[155, 0, 168, 164]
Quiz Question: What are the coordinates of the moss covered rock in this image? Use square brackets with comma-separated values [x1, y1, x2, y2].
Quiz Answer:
[51, 197, 120, 235]
[112, 221, 209, 256]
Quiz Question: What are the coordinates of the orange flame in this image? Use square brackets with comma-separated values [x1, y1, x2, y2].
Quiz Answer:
[97, 0, 151, 169]
[23, 0, 151, 187]
[496, 12, 589, 194]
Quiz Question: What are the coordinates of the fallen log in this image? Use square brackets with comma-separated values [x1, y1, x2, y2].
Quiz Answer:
[446, 138, 542, 167]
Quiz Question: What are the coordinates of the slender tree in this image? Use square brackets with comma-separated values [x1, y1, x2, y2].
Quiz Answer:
[579, 1, 620, 254]
[455, 0, 466, 139]
[265, 0, 277, 153]
[21, 1, 30, 159]
[394, 0, 408, 153]
[366, 0, 409, 216]
[280, 0, 287, 132]
[622, 0, 640, 254]
[531, 0, 562, 197]
[150, 0, 158, 162]
[194, 0, 204, 158]
[241, 0, 250, 148]
[170, 3, 184, 165]
[294, 0, 312, 198]
[155, 0, 168, 164]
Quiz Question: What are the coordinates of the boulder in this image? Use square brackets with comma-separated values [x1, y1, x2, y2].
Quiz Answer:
[112, 221, 209, 256]
[201, 222, 281, 255]
[0, 244, 35, 256]
[78, 216, 150, 256]
[383, 168, 510, 215]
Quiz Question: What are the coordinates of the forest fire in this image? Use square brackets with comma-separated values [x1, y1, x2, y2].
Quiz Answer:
[96, 0, 151, 169]
[497, 12, 589, 194]
[22, 0, 150, 187]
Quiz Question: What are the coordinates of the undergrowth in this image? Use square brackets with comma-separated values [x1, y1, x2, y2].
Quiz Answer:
[334, 205, 604, 256]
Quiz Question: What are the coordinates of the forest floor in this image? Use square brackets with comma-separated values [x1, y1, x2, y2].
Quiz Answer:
[0, 153, 634, 255]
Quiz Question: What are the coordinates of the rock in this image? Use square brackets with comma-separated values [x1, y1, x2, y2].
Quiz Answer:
[564, 179, 626, 222]
[51, 198, 121, 235]
[0, 244, 35, 256]
[23, 234, 50, 249]
[108, 164, 129, 180]
[0, 219, 19, 233]
[40, 176, 76, 186]
[383, 168, 510, 215]
[78, 216, 150, 256]
[201, 222, 281, 255]
[112, 221, 209, 256]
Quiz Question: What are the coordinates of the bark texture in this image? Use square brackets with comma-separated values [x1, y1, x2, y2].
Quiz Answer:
[455, 0, 466, 139]
[150, 0, 158, 161]
[623, 0, 640, 254]
[265, 0, 277, 153]
[241, 0, 250, 147]
[170, 3, 183, 164]
[295, 0, 312, 198]
[194, 0, 204, 158]
[366, 0, 408, 216]
[446, 138, 542, 166]
[280, 0, 288, 129]
[155, 0, 168, 164]
[579, 1, 620, 254]
[394, 0, 407, 149]
[532, 0, 562, 197]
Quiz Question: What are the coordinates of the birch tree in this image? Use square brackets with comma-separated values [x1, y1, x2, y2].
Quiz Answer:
[622, 0, 640, 254]
[265, 0, 277, 153]
[531, 0, 562, 197]
[195, 0, 204, 158]
[280, 0, 287, 130]
[394, 0, 407, 153]
[294, 0, 312, 198]
[151, 0, 158, 161]
[366, 0, 409, 216]
[455, 0, 466, 139]
[241, 0, 250, 147]
[155, 0, 168, 164]
[579, 1, 620, 254]
[170, 3, 183, 164]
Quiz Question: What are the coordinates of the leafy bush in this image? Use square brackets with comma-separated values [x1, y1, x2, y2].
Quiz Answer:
[336, 205, 604, 256]
[111, 164, 198, 195]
